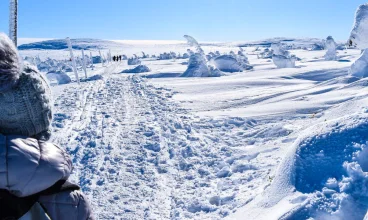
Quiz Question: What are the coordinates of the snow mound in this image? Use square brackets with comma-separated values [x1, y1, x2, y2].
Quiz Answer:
[324, 36, 337, 61]
[230, 112, 368, 220]
[349, 49, 368, 78]
[122, 65, 150, 73]
[47, 71, 72, 85]
[210, 55, 252, 73]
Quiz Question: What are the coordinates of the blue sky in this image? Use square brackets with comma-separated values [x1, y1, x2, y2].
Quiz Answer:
[0, 0, 366, 42]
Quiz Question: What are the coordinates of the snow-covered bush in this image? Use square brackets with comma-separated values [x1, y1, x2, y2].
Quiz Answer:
[181, 35, 223, 77]
[272, 54, 297, 68]
[182, 53, 189, 59]
[158, 52, 176, 60]
[349, 4, 368, 78]
[271, 43, 296, 68]
[257, 47, 273, 59]
[324, 36, 337, 60]
[310, 43, 324, 51]
[122, 65, 150, 73]
[182, 53, 222, 77]
[127, 57, 141, 65]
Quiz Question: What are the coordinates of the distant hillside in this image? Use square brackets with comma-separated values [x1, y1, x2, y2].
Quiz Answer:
[18, 38, 123, 50]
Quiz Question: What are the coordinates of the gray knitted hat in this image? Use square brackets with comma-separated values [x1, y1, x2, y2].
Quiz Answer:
[0, 33, 52, 140]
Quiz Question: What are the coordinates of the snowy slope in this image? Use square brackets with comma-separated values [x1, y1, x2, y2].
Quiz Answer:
[19, 37, 367, 219]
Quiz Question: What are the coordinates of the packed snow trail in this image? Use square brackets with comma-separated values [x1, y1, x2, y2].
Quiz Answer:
[49, 64, 291, 219]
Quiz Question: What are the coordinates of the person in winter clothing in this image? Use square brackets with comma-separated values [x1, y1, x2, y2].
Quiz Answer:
[0, 33, 94, 219]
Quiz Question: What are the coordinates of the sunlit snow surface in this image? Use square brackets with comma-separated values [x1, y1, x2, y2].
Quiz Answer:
[18, 38, 368, 219]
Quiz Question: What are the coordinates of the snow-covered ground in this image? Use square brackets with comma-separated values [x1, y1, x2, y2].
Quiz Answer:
[18, 39, 368, 219]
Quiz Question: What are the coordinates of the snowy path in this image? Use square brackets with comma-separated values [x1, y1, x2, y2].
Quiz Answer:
[49, 64, 290, 219]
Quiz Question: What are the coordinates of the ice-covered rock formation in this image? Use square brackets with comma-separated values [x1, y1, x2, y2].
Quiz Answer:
[181, 35, 223, 77]
[271, 43, 296, 68]
[324, 36, 337, 60]
[121, 65, 150, 73]
[349, 4, 368, 78]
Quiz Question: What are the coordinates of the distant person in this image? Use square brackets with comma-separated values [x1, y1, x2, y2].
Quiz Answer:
[0, 33, 94, 220]
[119, 55, 122, 61]
[113, 56, 116, 62]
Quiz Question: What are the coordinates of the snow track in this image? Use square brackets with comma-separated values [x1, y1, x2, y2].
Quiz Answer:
[50, 65, 288, 219]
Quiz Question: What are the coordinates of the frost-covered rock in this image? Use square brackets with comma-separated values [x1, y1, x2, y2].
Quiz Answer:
[47, 71, 72, 85]
[324, 36, 337, 60]
[122, 65, 150, 73]
[271, 43, 296, 68]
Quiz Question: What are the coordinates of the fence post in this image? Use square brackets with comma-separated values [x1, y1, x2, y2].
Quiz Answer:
[66, 37, 80, 84]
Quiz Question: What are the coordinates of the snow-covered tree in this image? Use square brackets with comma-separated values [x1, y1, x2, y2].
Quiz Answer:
[349, 4, 368, 78]
[324, 36, 337, 61]
[182, 35, 223, 77]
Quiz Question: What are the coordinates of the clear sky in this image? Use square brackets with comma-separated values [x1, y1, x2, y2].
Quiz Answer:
[0, 0, 367, 42]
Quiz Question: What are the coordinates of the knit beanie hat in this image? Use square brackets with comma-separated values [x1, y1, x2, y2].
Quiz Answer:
[0, 33, 52, 140]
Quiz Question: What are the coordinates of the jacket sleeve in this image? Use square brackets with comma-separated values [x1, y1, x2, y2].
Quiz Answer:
[38, 189, 94, 220]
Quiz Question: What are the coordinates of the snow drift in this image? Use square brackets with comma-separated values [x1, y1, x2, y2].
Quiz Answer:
[122, 65, 150, 73]
[230, 112, 368, 220]
[47, 71, 72, 85]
